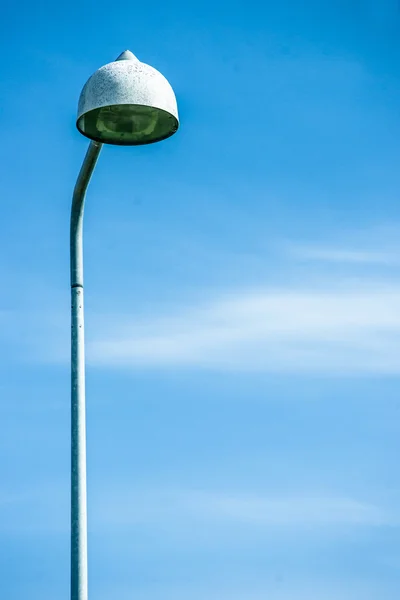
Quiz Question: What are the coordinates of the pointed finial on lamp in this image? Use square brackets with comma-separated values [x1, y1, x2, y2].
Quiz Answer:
[115, 50, 138, 61]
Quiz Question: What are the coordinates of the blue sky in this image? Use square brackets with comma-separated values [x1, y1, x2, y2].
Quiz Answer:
[2, 0, 400, 598]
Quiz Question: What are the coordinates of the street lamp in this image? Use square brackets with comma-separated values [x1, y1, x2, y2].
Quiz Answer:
[70, 50, 179, 600]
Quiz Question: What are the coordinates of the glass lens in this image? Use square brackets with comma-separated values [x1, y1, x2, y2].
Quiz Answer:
[77, 104, 178, 145]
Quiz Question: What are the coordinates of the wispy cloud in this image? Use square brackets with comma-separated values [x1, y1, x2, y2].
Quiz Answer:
[182, 491, 388, 526]
[87, 283, 400, 374]
[278, 224, 400, 266]
[18, 581, 386, 600]
[3, 481, 393, 536]
[93, 487, 392, 530]
[283, 244, 399, 265]
[5, 227, 400, 375]
[94, 579, 395, 600]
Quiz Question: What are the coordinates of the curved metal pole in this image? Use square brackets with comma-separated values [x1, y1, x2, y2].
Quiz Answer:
[70, 141, 102, 600]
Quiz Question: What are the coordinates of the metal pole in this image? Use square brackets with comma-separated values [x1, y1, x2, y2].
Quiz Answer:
[70, 141, 102, 600]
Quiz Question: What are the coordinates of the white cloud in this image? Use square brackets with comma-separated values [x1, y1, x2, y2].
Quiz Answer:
[87, 284, 400, 373]
[2, 481, 391, 537]
[283, 244, 399, 265]
[181, 491, 388, 526]
[91, 486, 394, 531]
[94, 580, 393, 600]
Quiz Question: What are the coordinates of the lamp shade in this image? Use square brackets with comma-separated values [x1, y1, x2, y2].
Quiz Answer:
[76, 51, 179, 146]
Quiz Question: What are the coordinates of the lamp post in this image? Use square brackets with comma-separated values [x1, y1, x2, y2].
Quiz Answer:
[71, 50, 179, 600]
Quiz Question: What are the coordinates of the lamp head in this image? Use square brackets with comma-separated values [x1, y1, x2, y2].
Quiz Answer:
[77, 51, 179, 146]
